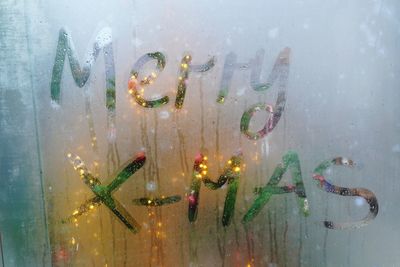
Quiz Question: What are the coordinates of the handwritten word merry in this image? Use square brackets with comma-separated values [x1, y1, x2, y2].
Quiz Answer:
[50, 27, 289, 140]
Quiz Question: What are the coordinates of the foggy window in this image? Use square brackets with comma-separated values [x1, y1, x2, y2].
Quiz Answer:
[0, 1, 398, 266]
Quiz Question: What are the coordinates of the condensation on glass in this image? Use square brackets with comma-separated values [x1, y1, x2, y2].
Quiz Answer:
[0, 0, 399, 266]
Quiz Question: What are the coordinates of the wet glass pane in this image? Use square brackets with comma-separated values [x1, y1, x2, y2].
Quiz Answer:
[0, 1, 399, 266]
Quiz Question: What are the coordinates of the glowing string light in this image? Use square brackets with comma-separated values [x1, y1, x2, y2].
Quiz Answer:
[312, 157, 379, 229]
[129, 52, 169, 108]
[63, 152, 146, 233]
[188, 152, 242, 227]
[132, 195, 181, 207]
[175, 54, 215, 109]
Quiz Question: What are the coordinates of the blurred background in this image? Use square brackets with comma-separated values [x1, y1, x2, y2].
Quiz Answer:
[0, 0, 399, 266]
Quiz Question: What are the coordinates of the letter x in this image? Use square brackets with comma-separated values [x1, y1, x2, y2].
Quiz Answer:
[63, 152, 146, 233]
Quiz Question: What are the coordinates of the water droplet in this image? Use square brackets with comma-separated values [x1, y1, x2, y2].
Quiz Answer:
[146, 181, 157, 191]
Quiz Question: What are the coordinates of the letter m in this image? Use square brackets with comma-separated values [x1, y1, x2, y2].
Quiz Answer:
[50, 27, 116, 110]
